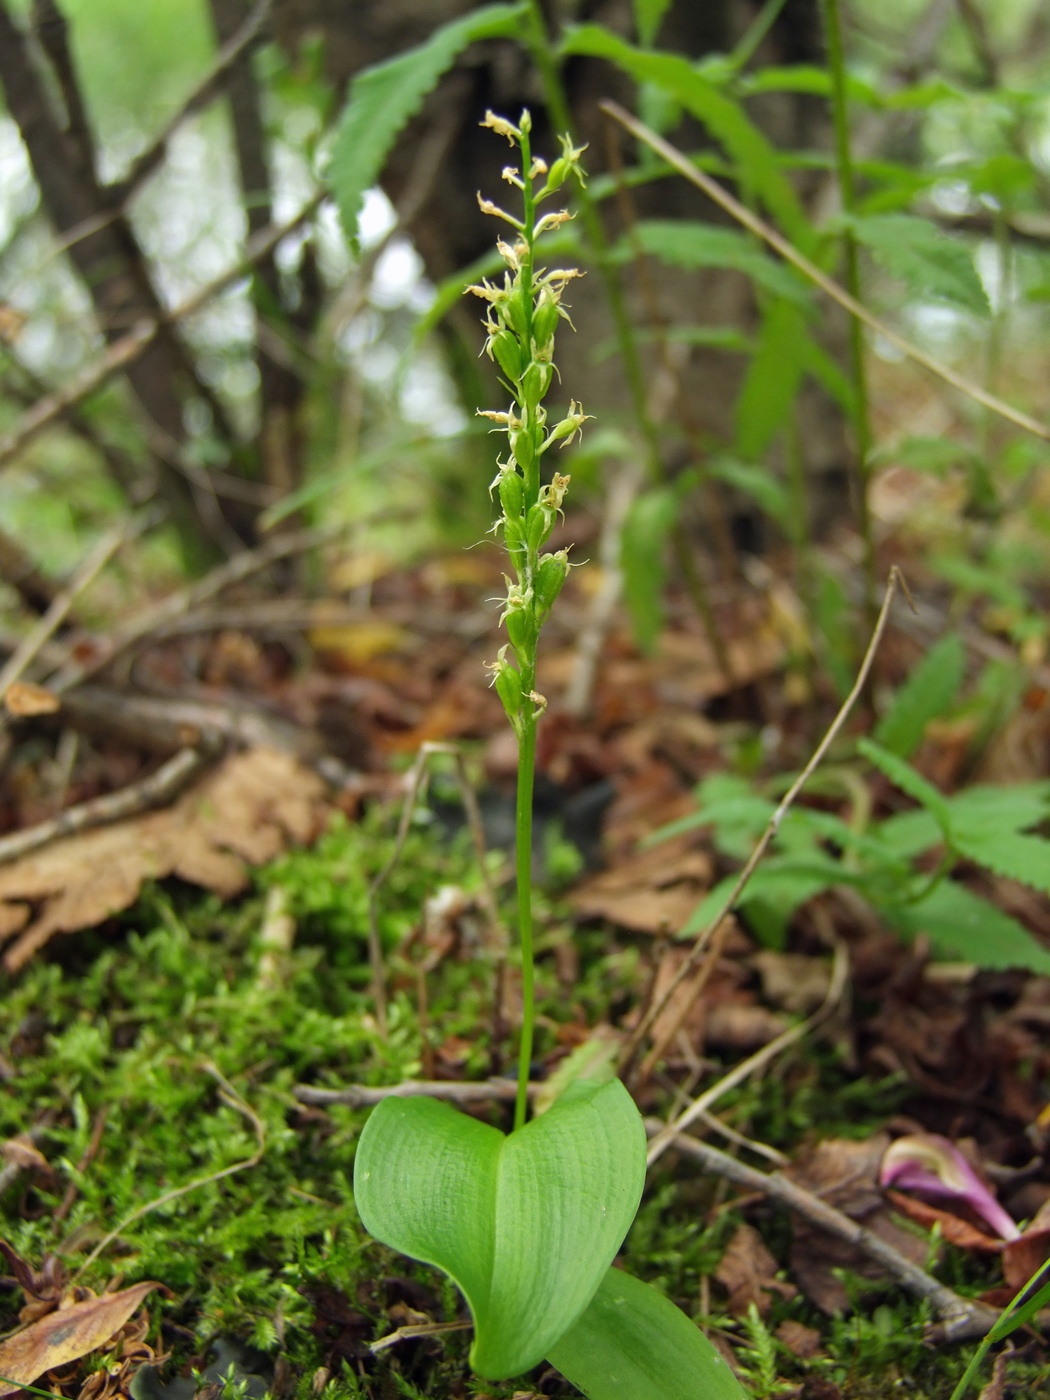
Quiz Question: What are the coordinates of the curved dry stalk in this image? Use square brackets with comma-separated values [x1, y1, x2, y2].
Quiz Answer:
[645, 941, 849, 1168]
[620, 568, 903, 1075]
[600, 101, 1050, 446]
[72, 1062, 264, 1279]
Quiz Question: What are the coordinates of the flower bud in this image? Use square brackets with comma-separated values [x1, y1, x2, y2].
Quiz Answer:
[504, 604, 533, 652]
[521, 360, 553, 404]
[502, 516, 526, 564]
[506, 288, 530, 343]
[490, 330, 523, 383]
[532, 288, 561, 348]
[535, 550, 569, 615]
[487, 646, 523, 725]
[511, 426, 537, 473]
[526, 503, 550, 553]
[499, 468, 524, 520]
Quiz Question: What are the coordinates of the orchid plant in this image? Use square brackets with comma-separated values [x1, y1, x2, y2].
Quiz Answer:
[349, 112, 745, 1398]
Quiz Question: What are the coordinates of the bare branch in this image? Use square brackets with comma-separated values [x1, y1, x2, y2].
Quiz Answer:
[0, 197, 323, 476]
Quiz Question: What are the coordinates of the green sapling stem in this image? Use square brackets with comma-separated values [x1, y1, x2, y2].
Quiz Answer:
[470, 110, 589, 1131]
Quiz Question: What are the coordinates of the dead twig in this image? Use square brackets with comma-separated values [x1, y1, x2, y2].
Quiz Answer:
[293, 1079, 523, 1108]
[643, 1120, 998, 1343]
[0, 520, 143, 702]
[645, 942, 849, 1168]
[370, 1321, 472, 1355]
[46, 524, 341, 694]
[620, 568, 902, 1075]
[600, 102, 1050, 446]
[366, 741, 509, 1041]
[73, 1062, 264, 1279]
[0, 746, 209, 866]
[52, 1108, 107, 1225]
[0, 198, 323, 476]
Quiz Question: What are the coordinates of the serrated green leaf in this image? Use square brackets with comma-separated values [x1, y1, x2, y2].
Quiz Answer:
[631, 0, 673, 45]
[949, 782, 1050, 835]
[621, 486, 677, 651]
[883, 880, 1050, 975]
[874, 632, 965, 758]
[875, 807, 943, 860]
[849, 213, 990, 317]
[951, 828, 1050, 897]
[354, 1081, 645, 1379]
[559, 26, 813, 249]
[327, 4, 526, 243]
[623, 220, 810, 304]
[547, 1266, 746, 1399]
[734, 299, 808, 460]
[856, 738, 953, 834]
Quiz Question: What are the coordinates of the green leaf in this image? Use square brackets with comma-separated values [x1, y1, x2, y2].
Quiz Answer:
[547, 1266, 746, 1399]
[737, 64, 879, 105]
[856, 738, 953, 834]
[734, 299, 808, 460]
[353, 1080, 645, 1379]
[849, 214, 990, 317]
[882, 880, 1050, 975]
[327, 4, 526, 243]
[560, 26, 814, 249]
[621, 486, 677, 651]
[874, 632, 965, 758]
[951, 828, 1050, 898]
[624, 220, 810, 304]
[709, 457, 791, 525]
[631, 0, 673, 45]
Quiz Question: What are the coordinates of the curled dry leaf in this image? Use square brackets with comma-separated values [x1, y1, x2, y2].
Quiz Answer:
[714, 1223, 796, 1317]
[0, 1281, 161, 1397]
[0, 747, 328, 972]
[1002, 1196, 1050, 1291]
[4, 682, 60, 717]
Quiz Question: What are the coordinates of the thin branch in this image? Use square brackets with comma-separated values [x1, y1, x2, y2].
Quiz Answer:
[0, 746, 209, 866]
[293, 1079, 523, 1109]
[72, 1061, 264, 1279]
[643, 1121, 998, 1343]
[0, 520, 139, 700]
[620, 569, 902, 1074]
[645, 942, 849, 1167]
[111, 0, 273, 204]
[370, 1321, 472, 1355]
[46, 522, 340, 694]
[600, 102, 1050, 445]
[0, 196, 323, 476]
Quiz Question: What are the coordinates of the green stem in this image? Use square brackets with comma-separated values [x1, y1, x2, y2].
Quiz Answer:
[514, 707, 537, 1131]
[821, 0, 877, 630]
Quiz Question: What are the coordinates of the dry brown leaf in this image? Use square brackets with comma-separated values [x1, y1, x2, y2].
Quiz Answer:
[1002, 1196, 1050, 1290]
[567, 834, 713, 936]
[785, 1135, 928, 1315]
[775, 1320, 823, 1358]
[0, 1281, 160, 1397]
[4, 682, 60, 717]
[751, 952, 833, 1015]
[0, 305, 27, 345]
[0, 747, 328, 972]
[884, 1190, 1004, 1253]
[714, 1223, 796, 1317]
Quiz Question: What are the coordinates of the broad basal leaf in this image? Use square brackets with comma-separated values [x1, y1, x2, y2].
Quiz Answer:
[353, 1079, 645, 1379]
[327, 4, 526, 243]
[849, 213, 990, 317]
[547, 1266, 745, 1399]
[874, 632, 965, 758]
[884, 880, 1050, 975]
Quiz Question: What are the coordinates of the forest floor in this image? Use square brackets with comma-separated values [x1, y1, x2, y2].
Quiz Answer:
[2, 524, 1050, 1400]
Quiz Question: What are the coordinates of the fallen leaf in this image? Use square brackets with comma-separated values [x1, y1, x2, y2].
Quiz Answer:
[4, 682, 60, 717]
[714, 1223, 796, 1317]
[751, 952, 832, 1015]
[1002, 1196, 1050, 1291]
[0, 1137, 52, 1179]
[567, 834, 713, 936]
[309, 620, 413, 666]
[976, 1348, 1010, 1400]
[0, 304, 27, 345]
[0, 748, 328, 972]
[775, 1320, 823, 1358]
[884, 1191, 1004, 1252]
[785, 1135, 928, 1315]
[0, 1281, 160, 1397]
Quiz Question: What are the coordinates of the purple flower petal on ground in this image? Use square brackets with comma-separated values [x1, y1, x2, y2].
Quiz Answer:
[880, 1133, 1020, 1241]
